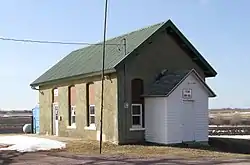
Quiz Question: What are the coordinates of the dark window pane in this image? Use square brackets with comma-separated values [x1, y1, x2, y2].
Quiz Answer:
[55, 109, 58, 120]
[132, 106, 141, 115]
[90, 116, 95, 124]
[72, 116, 76, 124]
[132, 116, 140, 125]
[90, 106, 95, 114]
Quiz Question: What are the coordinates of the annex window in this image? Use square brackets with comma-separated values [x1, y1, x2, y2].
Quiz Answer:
[131, 104, 142, 128]
[86, 82, 95, 127]
[68, 85, 76, 127]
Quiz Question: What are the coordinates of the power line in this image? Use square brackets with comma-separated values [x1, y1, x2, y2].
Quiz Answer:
[0, 37, 120, 46]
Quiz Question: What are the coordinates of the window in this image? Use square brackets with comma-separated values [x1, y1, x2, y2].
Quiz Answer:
[131, 79, 145, 129]
[131, 104, 142, 128]
[71, 106, 76, 126]
[89, 105, 95, 127]
[86, 82, 95, 128]
[68, 85, 76, 127]
[182, 88, 192, 99]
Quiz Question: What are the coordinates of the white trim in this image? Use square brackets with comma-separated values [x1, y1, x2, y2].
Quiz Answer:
[84, 125, 97, 131]
[52, 103, 59, 136]
[89, 105, 95, 125]
[52, 102, 59, 106]
[70, 105, 76, 126]
[129, 128, 145, 131]
[131, 104, 143, 128]
[67, 123, 76, 129]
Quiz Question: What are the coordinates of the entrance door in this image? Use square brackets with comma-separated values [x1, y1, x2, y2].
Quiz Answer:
[181, 100, 195, 142]
[52, 103, 59, 136]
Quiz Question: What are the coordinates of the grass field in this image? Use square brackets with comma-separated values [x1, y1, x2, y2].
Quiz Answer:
[63, 140, 250, 159]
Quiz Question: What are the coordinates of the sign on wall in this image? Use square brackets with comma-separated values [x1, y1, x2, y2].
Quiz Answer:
[182, 88, 192, 99]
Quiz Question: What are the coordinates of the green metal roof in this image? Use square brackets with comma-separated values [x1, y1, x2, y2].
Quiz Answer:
[31, 19, 217, 87]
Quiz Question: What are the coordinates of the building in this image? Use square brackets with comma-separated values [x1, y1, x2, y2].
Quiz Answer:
[30, 19, 217, 145]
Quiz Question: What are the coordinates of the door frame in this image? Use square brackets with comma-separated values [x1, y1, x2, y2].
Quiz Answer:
[52, 102, 59, 136]
[181, 99, 195, 142]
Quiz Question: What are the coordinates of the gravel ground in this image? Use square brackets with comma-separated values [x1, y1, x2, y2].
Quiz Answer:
[1, 151, 250, 165]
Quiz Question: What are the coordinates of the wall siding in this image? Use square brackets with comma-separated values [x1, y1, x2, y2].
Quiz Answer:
[145, 97, 166, 144]
[117, 30, 206, 144]
[38, 74, 118, 143]
[167, 73, 209, 143]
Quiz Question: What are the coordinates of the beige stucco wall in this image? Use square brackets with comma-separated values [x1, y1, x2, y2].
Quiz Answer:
[38, 74, 118, 143]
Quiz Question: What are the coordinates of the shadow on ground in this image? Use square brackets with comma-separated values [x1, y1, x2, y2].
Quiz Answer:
[1, 138, 250, 164]
[126, 137, 250, 155]
[0, 151, 25, 165]
[0, 149, 250, 164]
[173, 137, 250, 154]
[48, 152, 250, 165]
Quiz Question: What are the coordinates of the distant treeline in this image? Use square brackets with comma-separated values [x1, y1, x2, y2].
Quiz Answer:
[0, 110, 32, 114]
[209, 112, 250, 125]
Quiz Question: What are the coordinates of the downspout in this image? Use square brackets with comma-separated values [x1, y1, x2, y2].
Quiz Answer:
[123, 38, 127, 107]
[123, 38, 128, 143]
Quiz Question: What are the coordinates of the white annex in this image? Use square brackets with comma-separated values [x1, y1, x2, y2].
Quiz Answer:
[144, 69, 216, 144]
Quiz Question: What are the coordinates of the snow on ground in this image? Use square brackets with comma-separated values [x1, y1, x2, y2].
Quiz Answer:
[0, 135, 66, 152]
[209, 135, 250, 140]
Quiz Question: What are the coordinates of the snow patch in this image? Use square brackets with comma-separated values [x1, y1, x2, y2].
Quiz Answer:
[0, 135, 66, 152]
[209, 135, 250, 140]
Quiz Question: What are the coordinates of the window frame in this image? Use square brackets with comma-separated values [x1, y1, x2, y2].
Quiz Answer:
[68, 85, 76, 128]
[131, 104, 143, 128]
[70, 105, 76, 127]
[52, 102, 59, 121]
[89, 104, 95, 128]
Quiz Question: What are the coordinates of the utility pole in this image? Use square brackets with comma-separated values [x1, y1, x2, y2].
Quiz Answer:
[99, 0, 108, 154]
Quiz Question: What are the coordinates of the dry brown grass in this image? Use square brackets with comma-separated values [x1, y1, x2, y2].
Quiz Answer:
[64, 140, 250, 159]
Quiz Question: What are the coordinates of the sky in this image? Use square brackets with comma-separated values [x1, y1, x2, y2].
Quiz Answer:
[0, 0, 249, 110]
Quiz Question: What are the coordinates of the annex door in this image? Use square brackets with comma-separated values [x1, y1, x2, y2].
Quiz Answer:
[52, 103, 59, 136]
[181, 100, 195, 142]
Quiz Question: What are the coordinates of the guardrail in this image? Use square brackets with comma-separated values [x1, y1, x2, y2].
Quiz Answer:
[209, 125, 250, 135]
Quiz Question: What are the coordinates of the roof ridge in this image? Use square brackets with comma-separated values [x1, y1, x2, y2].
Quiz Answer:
[105, 21, 166, 42]
[73, 21, 167, 51]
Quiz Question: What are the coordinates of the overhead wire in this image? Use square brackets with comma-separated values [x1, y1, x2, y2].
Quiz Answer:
[0, 37, 121, 46]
